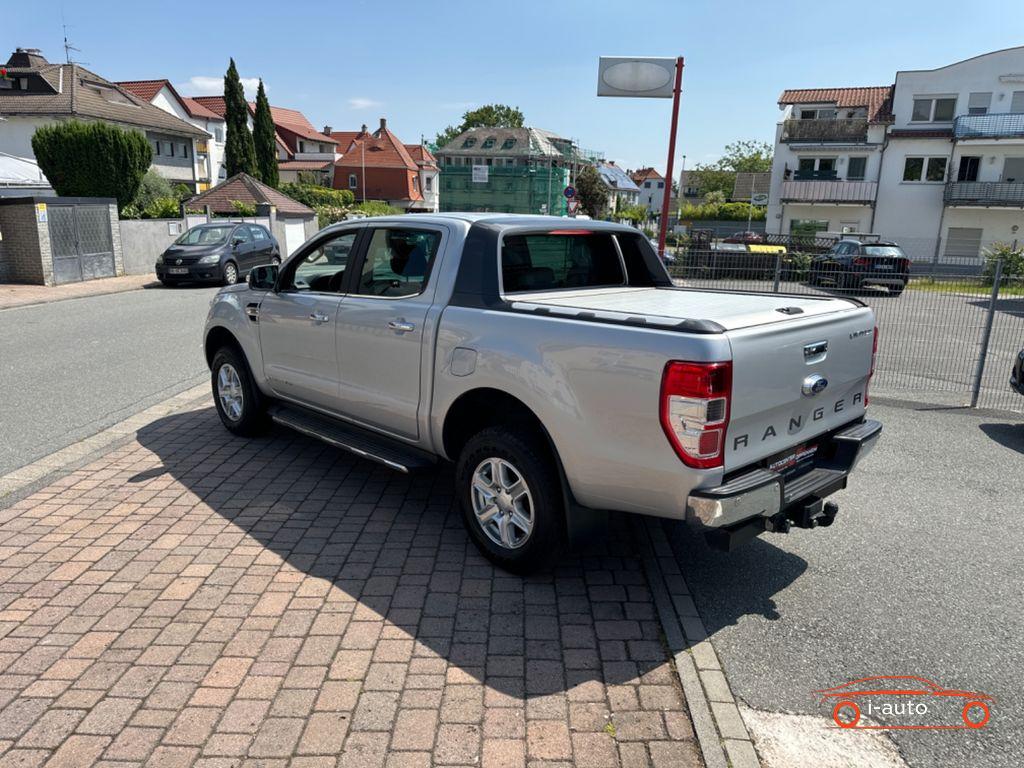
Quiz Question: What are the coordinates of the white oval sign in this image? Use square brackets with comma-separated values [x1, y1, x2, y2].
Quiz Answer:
[602, 61, 673, 93]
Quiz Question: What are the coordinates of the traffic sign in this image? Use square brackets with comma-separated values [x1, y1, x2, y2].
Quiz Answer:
[567, 199, 581, 215]
[751, 192, 769, 206]
[563, 186, 576, 199]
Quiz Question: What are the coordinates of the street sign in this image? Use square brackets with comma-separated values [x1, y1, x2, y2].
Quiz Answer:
[563, 186, 576, 199]
[567, 199, 581, 215]
[597, 57, 677, 98]
[751, 192, 769, 206]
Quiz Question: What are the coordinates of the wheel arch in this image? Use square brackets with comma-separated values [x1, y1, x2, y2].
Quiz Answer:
[205, 325, 245, 368]
[441, 388, 556, 464]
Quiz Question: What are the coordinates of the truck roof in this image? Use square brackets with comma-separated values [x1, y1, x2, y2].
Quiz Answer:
[326, 213, 635, 232]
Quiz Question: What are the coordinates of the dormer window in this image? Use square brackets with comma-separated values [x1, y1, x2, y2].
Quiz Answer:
[461, 137, 477, 148]
[482, 136, 496, 149]
[501, 138, 516, 149]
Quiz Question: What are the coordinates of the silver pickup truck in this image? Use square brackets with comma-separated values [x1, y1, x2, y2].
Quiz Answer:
[203, 214, 881, 572]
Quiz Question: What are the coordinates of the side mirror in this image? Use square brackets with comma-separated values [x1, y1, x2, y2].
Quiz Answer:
[232, 237, 244, 248]
[248, 264, 279, 291]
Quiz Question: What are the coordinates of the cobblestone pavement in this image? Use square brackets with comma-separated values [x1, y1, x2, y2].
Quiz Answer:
[0, 403, 704, 768]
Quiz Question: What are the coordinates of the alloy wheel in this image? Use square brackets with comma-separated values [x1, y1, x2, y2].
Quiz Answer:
[217, 363, 244, 422]
[471, 457, 535, 550]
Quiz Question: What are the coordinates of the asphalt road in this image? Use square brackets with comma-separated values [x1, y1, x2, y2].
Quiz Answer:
[666, 401, 1024, 768]
[0, 285, 217, 475]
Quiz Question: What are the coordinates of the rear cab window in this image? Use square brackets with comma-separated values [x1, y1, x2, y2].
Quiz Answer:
[500, 230, 663, 293]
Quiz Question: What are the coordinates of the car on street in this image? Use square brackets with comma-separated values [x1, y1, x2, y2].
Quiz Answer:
[1012, 347, 1024, 396]
[809, 238, 911, 295]
[203, 214, 881, 572]
[157, 222, 280, 287]
[722, 231, 765, 244]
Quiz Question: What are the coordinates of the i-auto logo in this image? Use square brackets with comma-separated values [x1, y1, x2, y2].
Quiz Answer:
[814, 676, 993, 730]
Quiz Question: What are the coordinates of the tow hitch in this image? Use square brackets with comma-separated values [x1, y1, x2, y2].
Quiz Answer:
[705, 498, 840, 552]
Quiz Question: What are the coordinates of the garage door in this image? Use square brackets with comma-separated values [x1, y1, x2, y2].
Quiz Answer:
[48, 205, 116, 284]
[285, 221, 307, 256]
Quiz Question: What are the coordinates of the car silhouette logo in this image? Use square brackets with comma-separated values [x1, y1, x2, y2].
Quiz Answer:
[801, 374, 828, 396]
[814, 675, 993, 730]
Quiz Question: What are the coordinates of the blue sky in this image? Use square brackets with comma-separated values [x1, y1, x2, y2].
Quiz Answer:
[8, 0, 1024, 173]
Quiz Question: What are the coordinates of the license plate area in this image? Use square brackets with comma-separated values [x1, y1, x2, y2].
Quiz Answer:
[168, 267, 190, 275]
[873, 263, 893, 270]
[763, 443, 818, 480]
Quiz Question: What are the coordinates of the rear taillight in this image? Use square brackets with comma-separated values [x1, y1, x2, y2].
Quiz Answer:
[866, 326, 879, 405]
[660, 361, 732, 469]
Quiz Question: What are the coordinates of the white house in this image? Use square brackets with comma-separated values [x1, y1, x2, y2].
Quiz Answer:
[631, 167, 666, 213]
[117, 80, 226, 192]
[766, 46, 1024, 264]
[596, 162, 640, 214]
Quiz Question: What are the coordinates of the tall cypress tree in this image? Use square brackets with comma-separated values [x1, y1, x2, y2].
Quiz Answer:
[223, 58, 256, 177]
[253, 80, 278, 187]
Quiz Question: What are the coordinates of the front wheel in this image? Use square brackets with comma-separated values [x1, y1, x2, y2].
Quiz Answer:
[211, 346, 267, 436]
[222, 261, 239, 286]
[455, 425, 564, 574]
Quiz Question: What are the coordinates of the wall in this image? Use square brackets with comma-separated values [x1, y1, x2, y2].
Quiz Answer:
[119, 218, 186, 275]
[873, 136, 950, 253]
[147, 131, 196, 184]
[0, 199, 47, 283]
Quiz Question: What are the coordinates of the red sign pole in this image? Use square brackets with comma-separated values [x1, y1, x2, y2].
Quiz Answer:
[658, 56, 684, 260]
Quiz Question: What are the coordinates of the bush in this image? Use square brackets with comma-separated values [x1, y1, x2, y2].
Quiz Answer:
[279, 183, 355, 209]
[678, 202, 766, 222]
[982, 241, 1024, 283]
[129, 170, 173, 212]
[315, 205, 349, 228]
[784, 251, 813, 281]
[142, 197, 181, 219]
[354, 200, 403, 217]
[32, 120, 152, 209]
[230, 200, 257, 216]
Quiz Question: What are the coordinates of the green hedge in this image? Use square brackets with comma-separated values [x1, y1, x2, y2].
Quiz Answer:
[279, 183, 355, 209]
[678, 202, 766, 222]
[32, 120, 151, 209]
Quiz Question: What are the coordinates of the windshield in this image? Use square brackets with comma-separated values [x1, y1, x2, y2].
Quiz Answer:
[176, 225, 234, 246]
[863, 246, 905, 258]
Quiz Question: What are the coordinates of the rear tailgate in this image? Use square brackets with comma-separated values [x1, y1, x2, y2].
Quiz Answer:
[724, 307, 876, 472]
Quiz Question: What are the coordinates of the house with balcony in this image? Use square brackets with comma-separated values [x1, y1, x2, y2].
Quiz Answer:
[767, 45, 1024, 262]
[117, 79, 226, 191]
[766, 85, 893, 238]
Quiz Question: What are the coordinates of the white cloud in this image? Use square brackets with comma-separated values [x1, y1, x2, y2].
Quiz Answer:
[348, 97, 382, 110]
[177, 75, 261, 100]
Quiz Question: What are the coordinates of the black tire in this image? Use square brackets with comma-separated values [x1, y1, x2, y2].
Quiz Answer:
[455, 425, 564, 574]
[210, 346, 268, 436]
[889, 283, 905, 296]
[222, 260, 239, 286]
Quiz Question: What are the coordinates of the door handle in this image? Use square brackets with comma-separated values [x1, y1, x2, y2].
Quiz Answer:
[309, 312, 330, 324]
[387, 320, 416, 333]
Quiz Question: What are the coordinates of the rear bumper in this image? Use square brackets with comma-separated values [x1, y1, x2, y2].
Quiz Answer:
[686, 418, 881, 533]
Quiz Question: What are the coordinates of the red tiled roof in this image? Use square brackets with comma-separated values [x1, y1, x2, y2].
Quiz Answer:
[116, 79, 223, 121]
[116, 79, 165, 102]
[330, 131, 361, 153]
[191, 95, 227, 117]
[778, 86, 894, 123]
[630, 167, 664, 183]
[188, 97, 335, 149]
[405, 144, 437, 167]
[336, 127, 418, 171]
[186, 173, 313, 216]
[278, 159, 334, 170]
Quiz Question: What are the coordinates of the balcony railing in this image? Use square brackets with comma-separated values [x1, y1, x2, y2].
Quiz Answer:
[781, 118, 869, 143]
[793, 169, 838, 181]
[944, 180, 1024, 206]
[781, 180, 878, 204]
[953, 113, 1024, 140]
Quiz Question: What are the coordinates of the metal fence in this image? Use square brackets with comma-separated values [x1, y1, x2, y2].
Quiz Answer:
[665, 248, 1024, 413]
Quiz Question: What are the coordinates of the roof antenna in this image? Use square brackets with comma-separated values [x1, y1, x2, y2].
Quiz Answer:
[61, 12, 84, 65]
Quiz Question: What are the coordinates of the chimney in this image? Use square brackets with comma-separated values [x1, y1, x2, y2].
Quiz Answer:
[323, 125, 333, 136]
[379, 117, 387, 133]
[360, 123, 368, 134]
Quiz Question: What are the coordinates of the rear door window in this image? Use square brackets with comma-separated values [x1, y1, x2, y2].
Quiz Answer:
[501, 232, 626, 293]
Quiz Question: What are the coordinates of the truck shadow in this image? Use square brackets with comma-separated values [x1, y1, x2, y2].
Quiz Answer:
[135, 406, 702, 700]
[660, 518, 808, 636]
[979, 422, 1024, 454]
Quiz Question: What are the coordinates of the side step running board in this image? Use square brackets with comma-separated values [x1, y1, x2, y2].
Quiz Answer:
[268, 403, 437, 473]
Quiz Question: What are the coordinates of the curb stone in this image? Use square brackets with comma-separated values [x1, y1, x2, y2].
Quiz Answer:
[635, 516, 762, 768]
[0, 383, 210, 509]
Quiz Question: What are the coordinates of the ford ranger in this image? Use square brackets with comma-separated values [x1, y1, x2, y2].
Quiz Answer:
[203, 214, 881, 572]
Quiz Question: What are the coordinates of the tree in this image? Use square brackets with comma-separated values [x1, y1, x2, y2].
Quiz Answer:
[223, 58, 256, 177]
[32, 120, 151, 209]
[687, 139, 774, 199]
[252, 79, 278, 187]
[574, 165, 607, 219]
[435, 104, 525, 148]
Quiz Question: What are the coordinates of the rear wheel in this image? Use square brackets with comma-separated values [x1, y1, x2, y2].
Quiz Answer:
[211, 346, 267, 436]
[455, 425, 564, 574]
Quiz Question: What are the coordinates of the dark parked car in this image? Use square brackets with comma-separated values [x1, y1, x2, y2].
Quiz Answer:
[1012, 348, 1024, 396]
[722, 231, 765, 244]
[157, 222, 280, 286]
[809, 239, 911, 295]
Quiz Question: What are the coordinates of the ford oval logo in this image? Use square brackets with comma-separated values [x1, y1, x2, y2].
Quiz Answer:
[802, 374, 829, 397]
